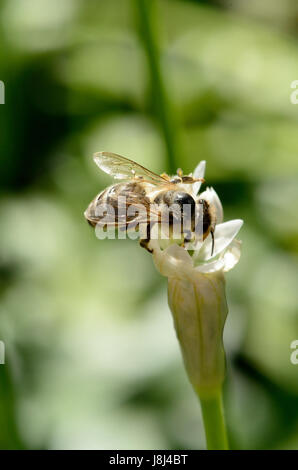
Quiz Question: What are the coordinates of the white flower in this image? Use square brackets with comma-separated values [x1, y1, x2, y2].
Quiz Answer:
[148, 161, 243, 395]
[150, 161, 243, 276]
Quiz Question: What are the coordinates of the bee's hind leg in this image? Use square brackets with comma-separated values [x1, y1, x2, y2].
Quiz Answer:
[140, 238, 153, 253]
[183, 229, 194, 243]
[183, 230, 192, 243]
[139, 224, 153, 253]
[181, 229, 195, 248]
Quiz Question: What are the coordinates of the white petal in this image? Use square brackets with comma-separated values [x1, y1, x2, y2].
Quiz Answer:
[198, 187, 223, 224]
[192, 160, 206, 195]
[222, 239, 242, 272]
[193, 160, 206, 179]
[195, 219, 243, 262]
[195, 258, 225, 273]
[165, 244, 193, 264]
[152, 242, 194, 279]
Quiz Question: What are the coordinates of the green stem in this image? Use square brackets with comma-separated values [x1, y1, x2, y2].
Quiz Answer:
[134, 0, 181, 174]
[198, 388, 229, 450]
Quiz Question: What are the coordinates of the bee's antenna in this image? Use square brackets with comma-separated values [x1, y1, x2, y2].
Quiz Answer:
[181, 176, 205, 184]
[210, 228, 215, 256]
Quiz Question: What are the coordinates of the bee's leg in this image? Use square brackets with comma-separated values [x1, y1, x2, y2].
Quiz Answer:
[140, 224, 153, 253]
[184, 229, 193, 242]
[140, 239, 153, 253]
[182, 229, 193, 247]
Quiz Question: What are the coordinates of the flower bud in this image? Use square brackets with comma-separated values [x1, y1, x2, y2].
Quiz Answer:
[167, 271, 228, 396]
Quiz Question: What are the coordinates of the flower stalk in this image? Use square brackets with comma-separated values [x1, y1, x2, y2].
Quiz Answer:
[199, 389, 229, 450]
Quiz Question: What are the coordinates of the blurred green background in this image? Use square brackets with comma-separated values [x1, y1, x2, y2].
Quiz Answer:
[1, 0, 298, 450]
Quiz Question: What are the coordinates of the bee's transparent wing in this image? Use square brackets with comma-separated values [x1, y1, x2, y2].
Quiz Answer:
[94, 151, 169, 185]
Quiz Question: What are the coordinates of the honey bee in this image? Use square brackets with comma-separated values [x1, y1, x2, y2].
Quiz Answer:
[84, 152, 216, 254]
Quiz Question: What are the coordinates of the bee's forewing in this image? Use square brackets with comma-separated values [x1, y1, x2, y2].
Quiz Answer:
[93, 151, 169, 185]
